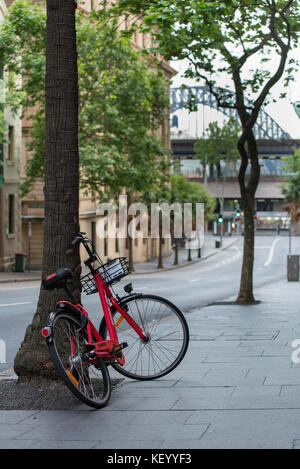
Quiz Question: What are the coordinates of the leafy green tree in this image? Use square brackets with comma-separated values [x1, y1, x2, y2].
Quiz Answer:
[194, 118, 240, 178]
[0, 1, 169, 197]
[114, 0, 300, 303]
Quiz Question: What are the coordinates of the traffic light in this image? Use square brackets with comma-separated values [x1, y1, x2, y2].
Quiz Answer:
[236, 208, 241, 218]
[218, 214, 223, 224]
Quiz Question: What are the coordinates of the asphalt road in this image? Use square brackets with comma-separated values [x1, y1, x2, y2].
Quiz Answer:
[0, 234, 298, 373]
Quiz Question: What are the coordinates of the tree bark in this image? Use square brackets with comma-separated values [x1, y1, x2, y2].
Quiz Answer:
[157, 215, 163, 269]
[14, 0, 81, 381]
[236, 129, 260, 304]
[173, 238, 179, 265]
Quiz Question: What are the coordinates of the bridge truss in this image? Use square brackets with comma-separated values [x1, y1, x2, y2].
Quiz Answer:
[171, 86, 291, 140]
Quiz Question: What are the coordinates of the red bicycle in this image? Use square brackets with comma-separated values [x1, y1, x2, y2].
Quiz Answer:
[41, 233, 189, 409]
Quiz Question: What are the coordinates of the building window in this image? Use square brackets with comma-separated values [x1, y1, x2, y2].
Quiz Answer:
[8, 194, 15, 234]
[8, 126, 15, 161]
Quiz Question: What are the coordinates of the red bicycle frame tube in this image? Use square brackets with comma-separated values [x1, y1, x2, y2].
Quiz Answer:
[56, 272, 147, 362]
[93, 272, 147, 342]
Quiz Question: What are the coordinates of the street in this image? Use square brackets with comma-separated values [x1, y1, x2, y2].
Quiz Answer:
[0, 234, 298, 374]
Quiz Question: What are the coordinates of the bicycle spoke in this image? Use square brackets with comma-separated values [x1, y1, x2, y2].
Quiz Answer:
[102, 295, 188, 380]
[50, 313, 110, 408]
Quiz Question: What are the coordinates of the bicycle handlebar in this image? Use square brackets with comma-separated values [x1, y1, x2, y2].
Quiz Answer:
[69, 233, 96, 267]
[69, 235, 84, 249]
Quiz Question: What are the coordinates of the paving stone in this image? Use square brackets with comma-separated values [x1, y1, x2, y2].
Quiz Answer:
[18, 423, 209, 441]
[92, 439, 164, 449]
[129, 411, 193, 425]
[0, 439, 38, 449]
[0, 423, 40, 440]
[0, 410, 38, 424]
[231, 385, 281, 397]
[29, 440, 98, 449]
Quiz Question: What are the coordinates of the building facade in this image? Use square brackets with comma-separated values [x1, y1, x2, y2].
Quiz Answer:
[0, 0, 22, 271]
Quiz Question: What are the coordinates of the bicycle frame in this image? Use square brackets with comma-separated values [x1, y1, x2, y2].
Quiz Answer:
[57, 271, 147, 366]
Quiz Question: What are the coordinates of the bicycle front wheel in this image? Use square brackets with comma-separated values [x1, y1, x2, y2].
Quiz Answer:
[100, 294, 189, 380]
[48, 312, 111, 409]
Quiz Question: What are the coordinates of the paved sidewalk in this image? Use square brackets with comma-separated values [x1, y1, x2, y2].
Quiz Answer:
[1, 278, 300, 448]
[0, 234, 239, 283]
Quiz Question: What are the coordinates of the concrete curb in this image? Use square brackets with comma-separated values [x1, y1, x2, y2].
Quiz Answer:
[0, 275, 41, 285]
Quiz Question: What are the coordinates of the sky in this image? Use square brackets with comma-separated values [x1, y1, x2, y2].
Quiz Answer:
[170, 50, 300, 139]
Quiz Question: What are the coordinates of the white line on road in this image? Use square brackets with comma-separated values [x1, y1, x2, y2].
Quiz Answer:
[0, 301, 31, 308]
[264, 237, 281, 267]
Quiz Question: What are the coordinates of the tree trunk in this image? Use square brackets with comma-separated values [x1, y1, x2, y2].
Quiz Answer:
[173, 238, 179, 265]
[128, 233, 134, 272]
[157, 216, 163, 269]
[127, 206, 135, 272]
[14, 0, 81, 382]
[236, 195, 256, 304]
[236, 130, 260, 304]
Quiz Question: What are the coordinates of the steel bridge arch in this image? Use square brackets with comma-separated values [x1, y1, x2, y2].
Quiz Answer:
[171, 86, 290, 140]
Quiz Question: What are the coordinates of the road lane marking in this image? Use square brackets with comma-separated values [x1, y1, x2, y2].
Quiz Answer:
[264, 237, 281, 267]
[0, 301, 31, 308]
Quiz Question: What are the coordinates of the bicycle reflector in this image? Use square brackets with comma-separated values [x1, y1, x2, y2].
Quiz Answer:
[41, 327, 51, 338]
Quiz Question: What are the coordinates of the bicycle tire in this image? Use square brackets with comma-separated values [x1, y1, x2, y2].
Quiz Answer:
[48, 311, 111, 409]
[100, 294, 189, 380]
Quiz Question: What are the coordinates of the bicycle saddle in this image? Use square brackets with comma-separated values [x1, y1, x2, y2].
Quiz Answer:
[42, 268, 73, 290]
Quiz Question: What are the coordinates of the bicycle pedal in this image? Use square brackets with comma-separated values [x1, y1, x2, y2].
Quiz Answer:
[110, 342, 128, 358]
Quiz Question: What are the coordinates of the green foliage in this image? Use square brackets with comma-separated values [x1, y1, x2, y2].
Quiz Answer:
[0, 0, 169, 198]
[194, 117, 241, 166]
[282, 148, 300, 175]
[168, 173, 216, 220]
[114, 0, 299, 116]
[281, 149, 300, 204]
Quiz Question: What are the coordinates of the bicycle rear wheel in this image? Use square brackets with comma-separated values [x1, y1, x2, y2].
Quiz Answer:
[100, 294, 189, 380]
[48, 312, 111, 409]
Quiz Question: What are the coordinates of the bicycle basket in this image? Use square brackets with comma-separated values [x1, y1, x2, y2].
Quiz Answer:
[80, 257, 130, 295]
[80, 271, 98, 295]
[99, 257, 130, 286]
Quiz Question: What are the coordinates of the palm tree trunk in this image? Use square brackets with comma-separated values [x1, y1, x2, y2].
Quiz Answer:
[14, 0, 81, 382]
